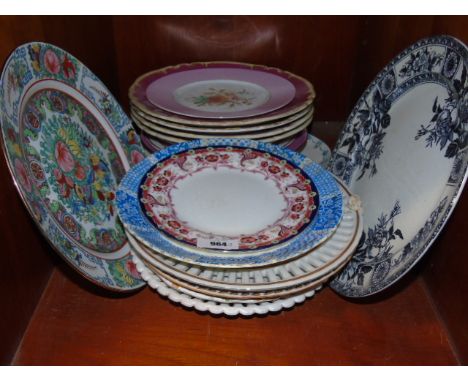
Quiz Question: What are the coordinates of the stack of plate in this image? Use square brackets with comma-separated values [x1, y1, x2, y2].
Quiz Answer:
[129, 62, 315, 152]
[116, 138, 363, 316]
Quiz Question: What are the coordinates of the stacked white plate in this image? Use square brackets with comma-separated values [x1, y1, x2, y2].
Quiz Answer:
[116, 138, 363, 316]
[129, 62, 315, 152]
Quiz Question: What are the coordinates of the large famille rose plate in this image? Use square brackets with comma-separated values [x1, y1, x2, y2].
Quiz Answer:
[129, 62, 315, 127]
[145, 67, 296, 119]
[329, 36, 468, 297]
[0, 42, 147, 291]
[117, 139, 343, 268]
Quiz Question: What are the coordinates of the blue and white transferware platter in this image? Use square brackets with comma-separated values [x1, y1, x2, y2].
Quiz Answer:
[0, 42, 147, 291]
[329, 36, 468, 297]
[117, 138, 343, 268]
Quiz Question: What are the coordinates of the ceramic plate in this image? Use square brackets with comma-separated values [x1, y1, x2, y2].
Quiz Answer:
[117, 138, 343, 268]
[140, 128, 308, 154]
[300, 134, 332, 166]
[130, 103, 312, 133]
[140, 146, 320, 252]
[129, 62, 315, 127]
[140, 254, 346, 303]
[329, 35, 468, 297]
[131, 107, 314, 140]
[145, 67, 295, 119]
[0, 42, 147, 291]
[133, 112, 313, 145]
[128, 176, 362, 292]
[132, 253, 318, 316]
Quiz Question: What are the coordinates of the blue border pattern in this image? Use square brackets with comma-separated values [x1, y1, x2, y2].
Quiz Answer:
[117, 138, 343, 267]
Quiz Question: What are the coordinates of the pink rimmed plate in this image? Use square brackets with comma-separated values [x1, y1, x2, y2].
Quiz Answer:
[129, 62, 315, 127]
[145, 67, 295, 119]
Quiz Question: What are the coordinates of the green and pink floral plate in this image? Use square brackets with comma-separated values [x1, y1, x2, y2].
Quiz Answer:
[0, 42, 147, 291]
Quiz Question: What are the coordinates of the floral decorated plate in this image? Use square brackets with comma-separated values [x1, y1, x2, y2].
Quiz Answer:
[117, 138, 343, 268]
[0, 42, 147, 291]
[129, 62, 315, 127]
[329, 35, 468, 297]
[145, 67, 296, 119]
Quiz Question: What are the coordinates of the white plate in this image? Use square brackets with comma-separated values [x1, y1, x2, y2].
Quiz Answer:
[131, 106, 314, 139]
[131, 103, 312, 133]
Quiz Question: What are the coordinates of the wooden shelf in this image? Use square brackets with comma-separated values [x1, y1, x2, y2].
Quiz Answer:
[13, 266, 456, 365]
[7, 121, 461, 365]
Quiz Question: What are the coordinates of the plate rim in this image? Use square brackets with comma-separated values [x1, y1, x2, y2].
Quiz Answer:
[130, 102, 313, 133]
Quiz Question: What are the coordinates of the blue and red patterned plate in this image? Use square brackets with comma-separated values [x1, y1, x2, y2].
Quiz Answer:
[0, 42, 147, 291]
[117, 138, 343, 268]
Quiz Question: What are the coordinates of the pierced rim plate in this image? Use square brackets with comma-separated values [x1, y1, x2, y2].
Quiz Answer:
[132, 253, 319, 316]
[129, 61, 315, 127]
[145, 67, 296, 119]
[117, 138, 343, 268]
[329, 35, 468, 298]
[0, 42, 147, 291]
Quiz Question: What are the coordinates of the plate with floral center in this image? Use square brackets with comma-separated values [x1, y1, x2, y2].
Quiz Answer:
[329, 35, 468, 298]
[145, 67, 295, 119]
[129, 62, 315, 127]
[0, 42, 147, 291]
[117, 138, 343, 268]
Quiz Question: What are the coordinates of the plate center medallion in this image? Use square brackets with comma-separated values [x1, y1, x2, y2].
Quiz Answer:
[20, 84, 128, 258]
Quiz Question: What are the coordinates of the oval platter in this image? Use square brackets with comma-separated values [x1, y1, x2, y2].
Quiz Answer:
[0, 42, 147, 291]
[329, 35, 468, 297]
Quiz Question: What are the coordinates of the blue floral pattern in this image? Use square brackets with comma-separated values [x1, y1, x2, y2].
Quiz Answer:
[330, 35, 468, 297]
[415, 65, 468, 158]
